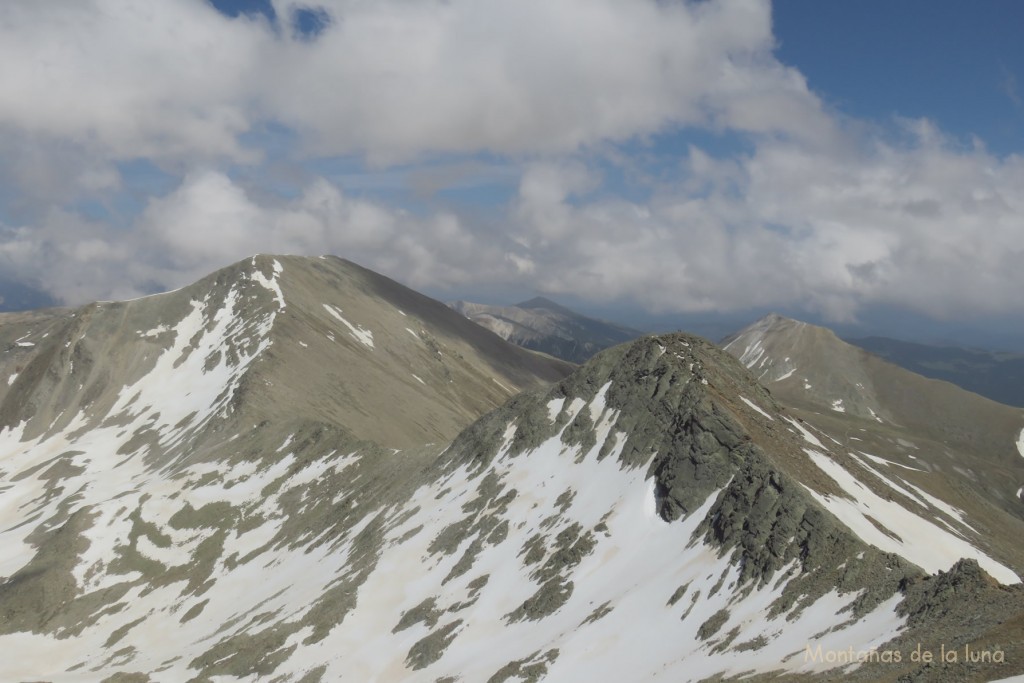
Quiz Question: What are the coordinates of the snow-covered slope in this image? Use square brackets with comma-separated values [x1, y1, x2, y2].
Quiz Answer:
[2, 270, 1024, 681]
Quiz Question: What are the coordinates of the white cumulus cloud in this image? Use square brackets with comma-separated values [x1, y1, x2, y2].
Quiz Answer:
[0, 0, 1021, 328]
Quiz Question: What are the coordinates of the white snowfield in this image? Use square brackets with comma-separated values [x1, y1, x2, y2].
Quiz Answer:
[0, 280, 280, 585]
[251, 257, 286, 308]
[0, 367, 910, 680]
[803, 448, 1019, 584]
[782, 411, 1020, 584]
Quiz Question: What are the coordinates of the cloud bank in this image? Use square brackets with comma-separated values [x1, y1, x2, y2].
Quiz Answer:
[0, 0, 1021, 325]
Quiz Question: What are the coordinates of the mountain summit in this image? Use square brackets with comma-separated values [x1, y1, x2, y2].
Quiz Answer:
[1, 270, 1023, 680]
[0, 255, 571, 451]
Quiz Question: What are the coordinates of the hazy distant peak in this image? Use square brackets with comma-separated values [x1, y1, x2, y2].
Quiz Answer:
[515, 296, 569, 312]
[749, 312, 815, 331]
[449, 297, 642, 363]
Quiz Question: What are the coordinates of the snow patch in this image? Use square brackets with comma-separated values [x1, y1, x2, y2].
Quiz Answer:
[588, 381, 613, 421]
[856, 451, 924, 473]
[139, 324, 170, 338]
[785, 417, 826, 449]
[849, 453, 970, 529]
[831, 399, 845, 413]
[251, 258, 286, 308]
[1017, 427, 1024, 459]
[740, 397, 773, 421]
[546, 397, 566, 422]
[6, 373, 16, 386]
[411, 374, 425, 385]
[738, 339, 766, 369]
[322, 304, 374, 348]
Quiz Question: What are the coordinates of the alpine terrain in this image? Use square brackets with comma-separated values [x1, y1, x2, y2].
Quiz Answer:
[449, 297, 643, 363]
[0, 262, 1022, 682]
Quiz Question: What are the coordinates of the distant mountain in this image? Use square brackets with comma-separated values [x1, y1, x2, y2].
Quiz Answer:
[2, 273, 1024, 680]
[449, 296, 643, 363]
[846, 335, 1024, 408]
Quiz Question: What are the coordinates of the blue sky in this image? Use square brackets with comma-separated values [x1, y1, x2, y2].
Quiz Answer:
[0, 0, 1022, 348]
[774, 0, 1024, 155]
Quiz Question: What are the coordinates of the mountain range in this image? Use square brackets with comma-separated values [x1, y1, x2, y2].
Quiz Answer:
[451, 296, 1024, 413]
[1, 257, 1022, 681]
